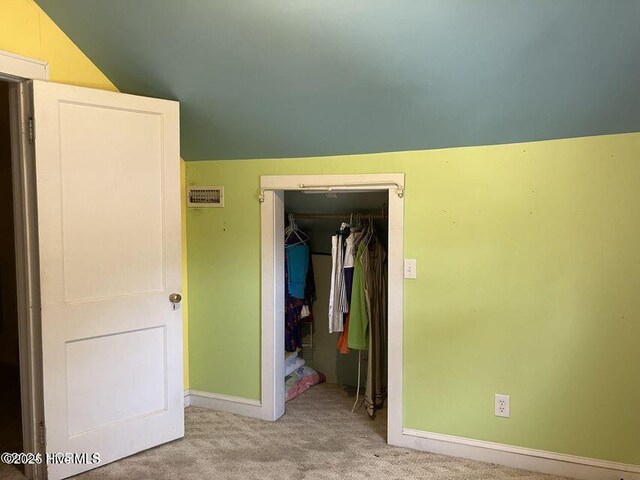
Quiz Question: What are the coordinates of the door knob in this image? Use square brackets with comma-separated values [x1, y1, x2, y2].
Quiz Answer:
[169, 293, 182, 309]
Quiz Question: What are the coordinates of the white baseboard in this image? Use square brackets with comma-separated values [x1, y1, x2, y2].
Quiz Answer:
[183, 390, 190, 407]
[398, 428, 639, 480]
[186, 389, 263, 419]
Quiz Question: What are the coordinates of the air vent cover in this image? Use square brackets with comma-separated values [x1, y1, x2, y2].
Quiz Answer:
[187, 186, 224, 208]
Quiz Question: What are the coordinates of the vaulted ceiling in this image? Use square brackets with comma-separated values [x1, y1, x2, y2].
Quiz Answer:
[36, 0, 640, 161]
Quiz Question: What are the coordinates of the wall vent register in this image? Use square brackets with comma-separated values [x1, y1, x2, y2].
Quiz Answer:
[187, 186, 224, 207]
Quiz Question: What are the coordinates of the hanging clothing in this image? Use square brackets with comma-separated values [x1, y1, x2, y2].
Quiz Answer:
[364, 241, 387, 416]
[285, 297, 305, 352]
[339, 229, 355, 314]
[344, 226, 388, 417]
[337, 232, 356, 353]
[337, 313, 350, 354]
[328, 235, 339, 332]
[304, 249, 317, 313]
[286, 244, 309, 299]
[336, 270, 354, 353]
[329, 223, 355, 334]
[343, 231, 356, 268]
[347, 242, 368, 350]
[343, 266, 354, 304]
[284, 226, 316, 352]
[328, 232, 346, 333]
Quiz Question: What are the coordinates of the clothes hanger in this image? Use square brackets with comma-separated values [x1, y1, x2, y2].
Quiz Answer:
[349, 213, 358, 235]
[285, 213, 309, 247]
[284, 213, 295, 240]
[352, 213, 367, 248]
[362, 214, 375, 247]
[284, 213, 294, 234]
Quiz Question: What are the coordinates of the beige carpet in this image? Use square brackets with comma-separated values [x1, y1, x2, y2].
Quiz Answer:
[74, 383, 566, 480]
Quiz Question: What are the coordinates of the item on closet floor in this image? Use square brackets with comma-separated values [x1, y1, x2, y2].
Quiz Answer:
[285, 366, 326, 402]
[285, 354, 306, 377]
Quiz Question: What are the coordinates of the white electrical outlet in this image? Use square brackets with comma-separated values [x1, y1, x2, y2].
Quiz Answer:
[495, 394, 510, 418]
[404, 259, 417, 279]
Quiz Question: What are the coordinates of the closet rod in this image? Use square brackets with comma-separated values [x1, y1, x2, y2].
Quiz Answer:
[258, 182, 404, 202]
[289, 212, 387, 220]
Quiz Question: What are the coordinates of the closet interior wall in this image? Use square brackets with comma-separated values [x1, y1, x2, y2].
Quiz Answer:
[283, 190, 389, 392]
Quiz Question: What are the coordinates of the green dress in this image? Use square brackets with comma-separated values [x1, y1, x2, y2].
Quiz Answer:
[347, 243, 368, 350]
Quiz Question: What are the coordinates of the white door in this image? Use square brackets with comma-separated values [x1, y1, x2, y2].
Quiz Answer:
[31, 80, 183, 479]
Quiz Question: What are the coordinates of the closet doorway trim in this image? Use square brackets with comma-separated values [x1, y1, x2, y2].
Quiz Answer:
[259, 173, 405, 446]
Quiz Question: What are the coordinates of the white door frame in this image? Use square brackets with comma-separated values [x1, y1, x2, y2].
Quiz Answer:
[259, 173, 405, 445]
[0, 50, 49, 480]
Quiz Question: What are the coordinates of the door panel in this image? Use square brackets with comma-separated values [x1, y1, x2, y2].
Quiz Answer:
[31, 80, 183, 480]
[65, 326, 167, 436]
[58, 102, 165, 302]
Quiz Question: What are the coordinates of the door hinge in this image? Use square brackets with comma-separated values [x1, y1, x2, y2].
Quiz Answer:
[39, 421, 46, 446]
[28, 117, 35, 144]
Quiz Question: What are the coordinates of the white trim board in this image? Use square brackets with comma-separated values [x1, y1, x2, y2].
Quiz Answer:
[259, 173, 405, 444]
[2, 54, 49, 480]
[187, 390, 263, 418]
[0, 50, 49, 81]
[400, 429, 640, 480]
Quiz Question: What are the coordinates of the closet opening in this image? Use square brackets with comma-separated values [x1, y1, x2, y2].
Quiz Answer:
[282, 190, 389, 435]
[0, 80, 24, 479]
[260, 173, 404, 445]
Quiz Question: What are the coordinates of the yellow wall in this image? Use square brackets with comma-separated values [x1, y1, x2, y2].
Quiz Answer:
[0, 0, 189, 388]
[1, 0, 116, 91]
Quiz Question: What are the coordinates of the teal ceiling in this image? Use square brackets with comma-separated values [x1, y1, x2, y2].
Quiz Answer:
[36, 0, 640, 161]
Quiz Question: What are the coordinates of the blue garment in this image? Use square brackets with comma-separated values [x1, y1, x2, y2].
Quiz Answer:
[286, 244, 309, 299]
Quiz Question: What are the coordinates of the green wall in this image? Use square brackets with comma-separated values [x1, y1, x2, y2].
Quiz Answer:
[186, 132, 640, 465]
